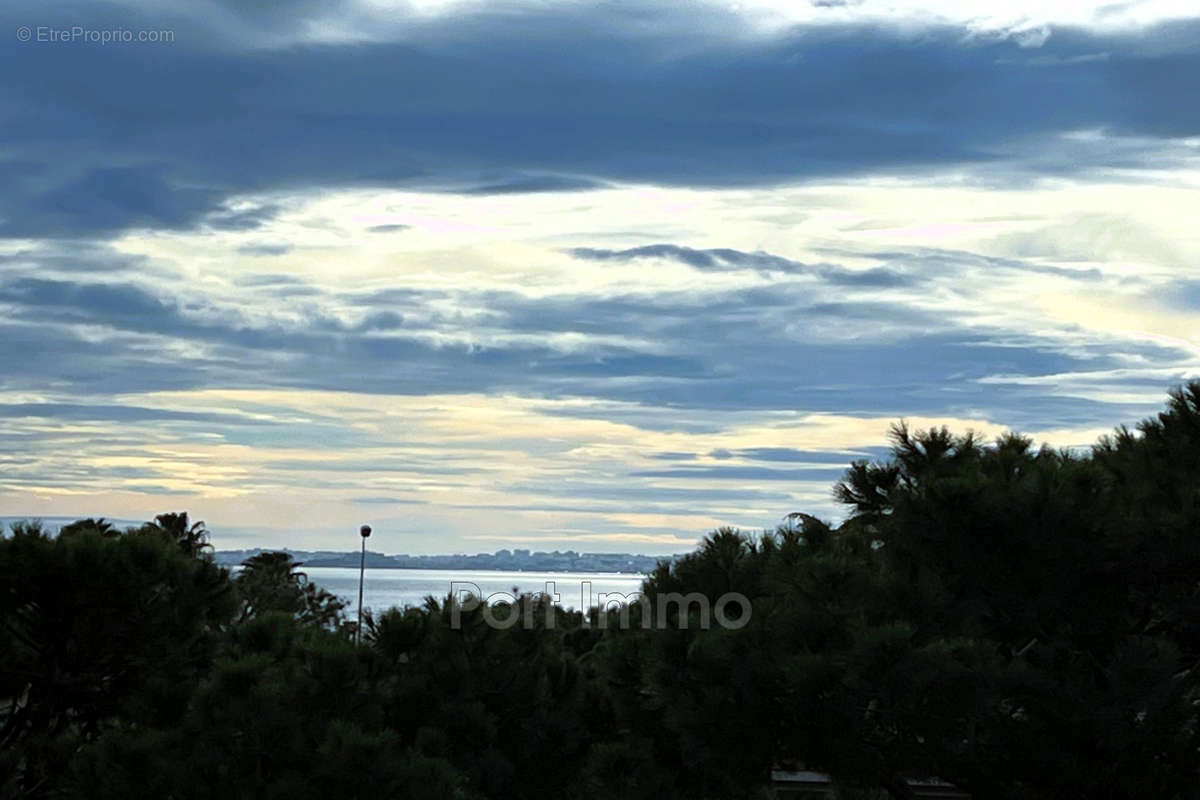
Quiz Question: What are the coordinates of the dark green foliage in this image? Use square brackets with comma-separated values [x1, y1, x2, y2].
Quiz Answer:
[133, 511, 215, 558]
[0, 523, 236, 796]
[3, 382, 1200, 798]
[816, 401, 1200, 798]
[57, 517, 119, 539]
[365, 595, 600, 798]
[234, 551, 348, 630]
[65, 615, 468, 800]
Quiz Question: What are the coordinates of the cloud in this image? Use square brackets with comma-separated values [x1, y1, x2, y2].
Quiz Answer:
[0, 262, 1186, 433]
[567, 243, 914, 286]
[2, 277, 176, 320]
[465, 531, 701, 546]
[0, 241, 162, 274]
[647, 451, 699, 461]
[461, 175, 609, 195]
[818, 245, 1107, 281]
[1159, 280, 1200, 311]
[5, 165, 228, 238]
[237, 242, 294, 256]
[732, 447, 889, 462]
[1, 4, 1198, 237]
[630, 465, 849, 481]
[998, 52, 1112, 66]
[0, 402, 267, 426]
[204, 203, 285, 231]
[3, 3, 1198, 548]
[352, 497, 430, 505]
[1012, 24, 1052, 49]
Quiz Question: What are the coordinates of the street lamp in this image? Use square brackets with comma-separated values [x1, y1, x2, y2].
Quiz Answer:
[357, 524, 371, 645]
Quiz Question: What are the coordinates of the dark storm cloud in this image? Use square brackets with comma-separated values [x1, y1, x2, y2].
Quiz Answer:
[1, 2, 1198, 237]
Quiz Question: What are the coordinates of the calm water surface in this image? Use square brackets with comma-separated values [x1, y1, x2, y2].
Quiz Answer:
[303, 566, 646, 612]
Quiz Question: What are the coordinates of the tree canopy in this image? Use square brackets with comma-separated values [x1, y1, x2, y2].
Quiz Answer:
[3, 383, 1200, 798]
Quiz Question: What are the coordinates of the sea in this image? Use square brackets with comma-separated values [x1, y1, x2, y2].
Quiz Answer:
[303, 566, 646, 613]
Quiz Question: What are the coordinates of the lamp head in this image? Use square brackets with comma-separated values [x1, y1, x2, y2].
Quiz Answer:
[360, 524, 372, 538]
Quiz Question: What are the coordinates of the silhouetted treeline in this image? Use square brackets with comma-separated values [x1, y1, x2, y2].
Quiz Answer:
[4, 385, 1200, 799]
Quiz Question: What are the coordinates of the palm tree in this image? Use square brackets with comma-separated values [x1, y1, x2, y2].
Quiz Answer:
[235, 551, 347, 629]
[57, 518, 117, 539]
[149, 512, 211, 558]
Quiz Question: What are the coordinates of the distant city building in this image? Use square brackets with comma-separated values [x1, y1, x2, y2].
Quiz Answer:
[213, 547, 673, 574]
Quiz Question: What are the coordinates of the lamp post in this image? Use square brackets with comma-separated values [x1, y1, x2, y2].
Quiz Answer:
[357, 524, 371, 645]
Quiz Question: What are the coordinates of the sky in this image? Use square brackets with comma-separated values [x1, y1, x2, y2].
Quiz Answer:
[2, 0, 1199, 554]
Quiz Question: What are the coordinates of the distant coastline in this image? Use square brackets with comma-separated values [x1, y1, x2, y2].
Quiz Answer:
[213, 547, 673, 575]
